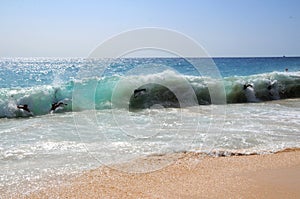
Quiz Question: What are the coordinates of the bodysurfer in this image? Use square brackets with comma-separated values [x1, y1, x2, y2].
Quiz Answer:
[17, 104, 31, 113]
[134, 88, 147, 98]
[243, 84, 253, 90]
[50, 102, 67, 112]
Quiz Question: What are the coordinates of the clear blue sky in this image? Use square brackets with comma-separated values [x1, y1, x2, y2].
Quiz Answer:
[0, 0, 299, 57]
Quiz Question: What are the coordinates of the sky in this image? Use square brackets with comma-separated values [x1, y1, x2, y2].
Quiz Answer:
[0, 0, 299, 57]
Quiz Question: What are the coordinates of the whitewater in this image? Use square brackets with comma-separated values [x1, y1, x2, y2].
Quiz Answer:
[0, 57, 299, 195]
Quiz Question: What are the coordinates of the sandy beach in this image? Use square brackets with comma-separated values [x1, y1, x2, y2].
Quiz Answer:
[18, 148, 300, 199]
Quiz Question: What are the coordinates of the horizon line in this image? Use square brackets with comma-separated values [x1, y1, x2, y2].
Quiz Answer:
[0, 55, 299, 59]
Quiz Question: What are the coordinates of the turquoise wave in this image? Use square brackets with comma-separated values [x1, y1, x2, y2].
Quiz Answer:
[0, 71, 299, 118]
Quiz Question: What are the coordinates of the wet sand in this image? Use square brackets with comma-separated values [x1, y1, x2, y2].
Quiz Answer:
[22, 149, 300, 198]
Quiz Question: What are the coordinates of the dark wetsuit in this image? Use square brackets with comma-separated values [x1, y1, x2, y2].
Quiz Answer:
[243, 84, 253, 90]
[50, 102, 67, 112]
[17, 104, 31, 113]
[134, 88, 146, 98]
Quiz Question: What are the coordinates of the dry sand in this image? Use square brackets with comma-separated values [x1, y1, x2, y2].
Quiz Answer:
[19, 149, 300, 198]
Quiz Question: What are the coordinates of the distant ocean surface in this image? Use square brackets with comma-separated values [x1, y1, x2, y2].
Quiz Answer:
[0, 57, 300, 195]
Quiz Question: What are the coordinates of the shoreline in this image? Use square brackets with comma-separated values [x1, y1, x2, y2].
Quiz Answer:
[12, 148, 299, 198]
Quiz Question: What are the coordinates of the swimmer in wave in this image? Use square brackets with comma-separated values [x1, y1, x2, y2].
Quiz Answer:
[17, 104, 31, 113]
[50, 102, 67, 112]
[17, 104, 33, 116]
[133, 88, 147, 98]
[243, 84, 253, 90]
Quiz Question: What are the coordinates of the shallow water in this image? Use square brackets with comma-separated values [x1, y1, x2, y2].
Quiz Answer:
[1, 98, 299, 196]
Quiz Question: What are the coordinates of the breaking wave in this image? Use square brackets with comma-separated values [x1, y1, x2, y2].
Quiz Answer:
[0, 70, 299, 118]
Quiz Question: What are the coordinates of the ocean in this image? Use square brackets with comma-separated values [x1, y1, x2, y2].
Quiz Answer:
[0, 57, 300, 195]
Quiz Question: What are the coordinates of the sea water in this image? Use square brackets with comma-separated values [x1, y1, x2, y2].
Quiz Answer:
[0, 57, 300, 195]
